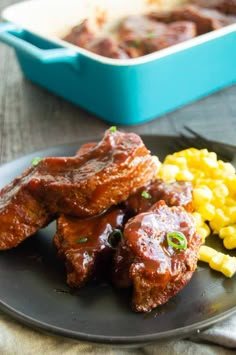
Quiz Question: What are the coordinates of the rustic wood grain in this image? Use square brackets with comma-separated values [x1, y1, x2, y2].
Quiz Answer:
[0, 0, 236, 165]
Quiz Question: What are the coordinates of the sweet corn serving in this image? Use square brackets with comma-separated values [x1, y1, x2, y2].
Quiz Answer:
[157, 147, 236, 277]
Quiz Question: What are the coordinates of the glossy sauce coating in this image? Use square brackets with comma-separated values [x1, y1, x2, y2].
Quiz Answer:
[28, 129, 160, 217]
[0, 129, 159, 249]
[62, 4, 236, 59]
[150, 4, 236, 35]
[113, 200, 201, 312]
[54, 208, 126, 288]
[124, 179, 193, 215]
[192, 0, 236, 15]
[119, 17, 196, 58]
[63, 15, 197, 59]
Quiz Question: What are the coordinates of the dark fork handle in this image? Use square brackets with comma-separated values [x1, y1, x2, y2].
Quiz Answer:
[182, 126, 236, 162]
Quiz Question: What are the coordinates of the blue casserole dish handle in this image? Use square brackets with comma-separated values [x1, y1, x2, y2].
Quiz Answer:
[0, 22, 78, 69]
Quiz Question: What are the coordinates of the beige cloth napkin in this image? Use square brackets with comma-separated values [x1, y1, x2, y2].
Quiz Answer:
[0, 311, 236, 355]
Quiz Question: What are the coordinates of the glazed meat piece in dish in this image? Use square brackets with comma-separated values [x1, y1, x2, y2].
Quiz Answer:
[63, 19, 97, 48]
[86, 38, 129, 59]
[124, 179, 193, 215]
[54, 208, 126, 288]
[113, 201, 201, 312]
[118, 15, 168, 42]
[0, 129, 160, 250]
[63, 19, 128, 59]
[191, 0, 236, 15]
[118, 15, 197, 58]
[149, 5, 236, 35]
[62, 3, 236, 59]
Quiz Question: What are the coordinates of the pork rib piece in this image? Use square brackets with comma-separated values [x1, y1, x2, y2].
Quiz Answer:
[87, 37, 129, 59]
[0, 177, 52, 251]
[54, 208, 126, 288]
[124, 179, 193, 215]
[191, 0, 236, 15]
[0, 129, 160, 250]
[63, 19, 129, 59]
[149, 5, 236, 35]
[118, 15, 196, 58]
[63, 19, 97, 48]
[55, 178, 192, 289]
[113, 200, 201, 312]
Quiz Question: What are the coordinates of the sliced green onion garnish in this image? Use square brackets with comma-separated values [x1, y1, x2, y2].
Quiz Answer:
[141, 190, 152, 199]
[110, 126, 117, 133]
[129, 39, 141, 47]
[147, 32, 155, 39]
[31, 157, 42, 166]
[108, 229, 123, 249]
[167, 231, 187, 250]
[76, 237, 88, 244]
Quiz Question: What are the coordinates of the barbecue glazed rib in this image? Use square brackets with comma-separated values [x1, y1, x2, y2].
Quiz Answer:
[0, 129, 160, 250]
[118, 15, 197, 58]
[113, 200, 201, 312]
[191, 0, 236, 15]
[54, 208, 126, 288]
[54, 178, 193, 290]
[124, 179, 193, 215]
[149, 4, 236, 35]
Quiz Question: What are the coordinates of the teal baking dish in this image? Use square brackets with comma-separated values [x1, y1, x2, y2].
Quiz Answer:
[0, 1, 236, 125]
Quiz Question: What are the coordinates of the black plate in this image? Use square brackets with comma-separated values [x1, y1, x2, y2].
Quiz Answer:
[0, 135, 236, 346]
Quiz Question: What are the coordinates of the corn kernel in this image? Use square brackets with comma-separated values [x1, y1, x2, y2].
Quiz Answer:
[211, 197, 226, 209]
[213, 161, 236, 179]
[164, 156, 187, 169]
[208, 152, 217, 161]
[197, 203, 215, 221]
[192, 212, 204, 227]
[210, 209, 230, 232]
[219, 225, 236, 239]
[176, 170, 194, 181]
[225, 197, 236, 206]
[198, 246, 236, 277]
[221, 256, 236, 277]
[198, 245, 217, 263]
[221, 162, 236, 175]
[190, 170, 206, 182]
[212, 184, 229, 199]
[210, 253, 225, 271]
[160, 147, 236, 272]
[226, 176, 236, 194]
[199, 149, 209, 157]
[225, 206, 236, 224]
[202, 156, 219, 169]
[157, 164, 179, 183]
[193, 186, 213, 206]
[224, 234, 236, 250]
[197, 224, 211, 241]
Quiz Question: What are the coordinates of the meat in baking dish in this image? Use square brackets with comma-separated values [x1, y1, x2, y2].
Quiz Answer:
[62, 2, 236, 58]
[149, 4, 236, 34]
[191, 0, 236, 15]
